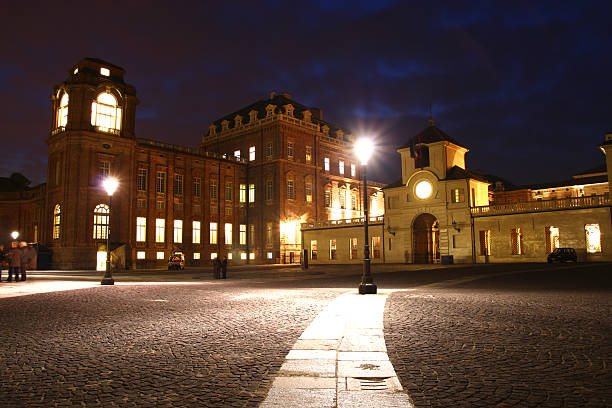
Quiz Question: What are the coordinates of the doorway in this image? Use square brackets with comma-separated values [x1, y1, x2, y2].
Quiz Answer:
[413, 213, 440, 263]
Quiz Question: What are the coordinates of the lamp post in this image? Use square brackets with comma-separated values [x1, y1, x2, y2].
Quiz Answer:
[355, 138, 377, 295]
[101, 177, 118, 285]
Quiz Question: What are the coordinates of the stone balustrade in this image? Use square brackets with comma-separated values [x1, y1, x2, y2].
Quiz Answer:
[471, 194, 610, 217]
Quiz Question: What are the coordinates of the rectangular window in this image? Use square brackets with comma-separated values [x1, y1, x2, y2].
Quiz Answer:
[174, 174, 183, 196]
[249, 146, 256, 161]
[372, 236, 381, 258]
[193, 177, 201, 197]
[225, 223, 233, 245]
[545, 226, 560, 254]
[225, 182, 233, 201]
[228, 253, 233, 260]
[192, 221, 201, 244]
[211, 252, 218, 260]
[479, 230, 491, 256]
[325, 190, 331, 207]
[340, 189, 346, 209]
[305, 146, 312, 163]
[156, 200, 165, 209]
[451, 188, 465, 203]
[249, 184, 255, 203]
[266, 180, 273, 201]
[287, 180, 295, 200]
[329, 240, 336, 260]
[249, 224, 255, 245]
[287, 142, 293, 158]
[240, 252, 247, 260]
[585, 224, 601, 253]
[137, 169, 147, 191]
[99, 161, 110, 180]
[137, 199, 146, 208]
[324, 157, 330, 171]
[351, 193, 357, 210]
[209, 222, 218, 244]
[173, 219, 183, 243]
[155, 219, 165, 243]
[266, 223, 273, 244]
[234, 150, 241, 159]
[240, 184, 246, 203]
[240, 224, 246, 245]
[339, 161, 344, 175]
[156, 251, 164, 260]
[193, 252, 200, 260]
[351, 164, 356, 177]
[267, 252, 273, 259]
[511, 228, 523, 255]
[210, 180, 217, 199]
[156, 171, 166, 194]
[249, 252, 255, 260]
[137, 251, 145, 259]
[305, 182, 312, 203]
[350, 237, 358, 259]
[136, 217, 146, 242]
[311, 240, 318, 260]
[266, 142, 273, 159]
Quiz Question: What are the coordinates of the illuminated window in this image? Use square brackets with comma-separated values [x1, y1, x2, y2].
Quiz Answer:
[137, 169, 147, 191]
[510, 228, 522, 255]
[91, 92, 121, 132]
[329, 240, 336, 260]
[249, 184, 255, 202]
[324, 189, 331, 207]
[52, 204, 61, 239]
[156, 172, 166, 194]
[339, 161, 344, 175]
[73, 68, 78, 74]
[93, 204, 109, 240]
[240, 252, 247, 260]
[479, 230, 491, 256]
[324, 157, 330, 171]
[267, 252, 273, 259]
[350, 237, 358, 259]
[545, 226, 560, 253]
[136, 217, 146, 242]
[287, 179, 295, 200]
[234, 150, 241, 159]
[351, 164, 356, 177]
[157, 251, 164, 260]
[266, 180, 273, 201]
[193, 252, 200, 260]
[56, 93, 68, 128]
[240, 224, 246, 245]
[225, 182, 233, 201]
[287, 142, 293, 158]
[249, 146, 255, 161]
[211, 252, 218, 260]
[239, 184, 246, 203]
[100, 67, 110, 76]
[193, 177, 201, 197]
[585, 224, 601, 253]
[372, 236, 381, 258]
[305, 181, 312, 203]
[340, 189, 346, 209]
[228, 253, 233, 260]
[451, 188, 464, 203]
[174, 220, 183, 243]
[225, 223, 233, 245]
[210, 180, 217, 199]
[137, 251, 145, 259]
[351, 192, 357, 210]
[305, 146, 312, 162]
[155, 219, 165, 243]
[192, 221, 201, 244]
[174, 174, 183, 196]
[249, 252, 255, 260]
[210, 222, 218, 244]
[99, 161, 110, 181]
[311, 240, 317, 260]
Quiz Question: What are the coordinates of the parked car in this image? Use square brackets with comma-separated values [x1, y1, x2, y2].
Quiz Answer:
[168, 253, 185, 270]
[547, 248, 577, 263]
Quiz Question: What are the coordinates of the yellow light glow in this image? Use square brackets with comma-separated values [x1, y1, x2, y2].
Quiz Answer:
[100, 67, 110, 76]
[10, 231, 19, 240]
[585, 224, 601, 253]
[280, 215, 308, 245]
[415, 180, 432, 199]
[137, 251, 145, 259]
[354, 138, 374, 165]
[96, 251, 107, 271]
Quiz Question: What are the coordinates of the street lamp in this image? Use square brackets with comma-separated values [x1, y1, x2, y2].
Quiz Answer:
[11, 231, 19, 241]
[101, 177, 118, 285]
[355, 138, 377, 295]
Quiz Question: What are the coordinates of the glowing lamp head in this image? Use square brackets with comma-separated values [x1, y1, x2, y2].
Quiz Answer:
[415, 180, 433, 199]
[103, 177, 119, 196]
[10, 231, 19, 240]
[354, 138, 374, 165]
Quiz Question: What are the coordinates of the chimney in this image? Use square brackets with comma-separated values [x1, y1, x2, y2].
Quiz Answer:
[269, 91, 276, 99]
[310, 107, 322, 121]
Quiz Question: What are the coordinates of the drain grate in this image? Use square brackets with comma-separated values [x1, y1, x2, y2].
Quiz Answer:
[358, 377, 389, 391]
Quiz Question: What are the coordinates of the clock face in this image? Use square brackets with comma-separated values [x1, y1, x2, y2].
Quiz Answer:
[415, 180, 433, 199]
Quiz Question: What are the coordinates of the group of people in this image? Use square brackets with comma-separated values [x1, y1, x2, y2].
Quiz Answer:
[213, 257, 228, 279]
[0, 241, 35, 282]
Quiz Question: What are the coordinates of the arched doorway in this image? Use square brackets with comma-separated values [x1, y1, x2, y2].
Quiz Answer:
[413, 213, 440, 263]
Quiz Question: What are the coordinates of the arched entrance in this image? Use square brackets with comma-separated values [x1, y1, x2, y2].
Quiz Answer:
[413, 213, 440, 263]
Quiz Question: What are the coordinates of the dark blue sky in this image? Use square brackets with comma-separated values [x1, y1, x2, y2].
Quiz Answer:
[1, 1, 610, 186]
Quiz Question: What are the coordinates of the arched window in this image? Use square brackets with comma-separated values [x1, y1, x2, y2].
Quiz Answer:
[93, 204, 109, 239]
[52, 204, 61, 239]
[91, 92, 122, 132]
[56, 93, 68, 128]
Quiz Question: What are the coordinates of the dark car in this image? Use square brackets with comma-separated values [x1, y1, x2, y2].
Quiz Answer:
[547, 248, 577, 263]
[168, 253, 185, 270]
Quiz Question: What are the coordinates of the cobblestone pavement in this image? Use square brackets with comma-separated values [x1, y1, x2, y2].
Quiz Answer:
[384, 264, 612, 408]
[0, 281, 341, 407]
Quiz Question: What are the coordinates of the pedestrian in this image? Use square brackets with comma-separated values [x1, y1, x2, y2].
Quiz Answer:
[212, 258, 220, 279]
[19, 241, 34, 281]
[221, 256, 227, 279]
[6, 241, 22, 282]
[0, 244, 5, 282]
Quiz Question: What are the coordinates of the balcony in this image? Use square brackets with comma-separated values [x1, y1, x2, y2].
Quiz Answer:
[301, 216, 384, 230]
[471, 194, 610, 217]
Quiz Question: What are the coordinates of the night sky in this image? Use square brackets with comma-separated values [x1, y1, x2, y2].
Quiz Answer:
[1, 1, 610, 187]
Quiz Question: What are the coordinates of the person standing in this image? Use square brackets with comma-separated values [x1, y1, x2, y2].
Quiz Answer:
[19, 241, 33, 281]
[221, 257, 227, 279]
[0, 244, 6, 282]
[6, 241, 22, 282]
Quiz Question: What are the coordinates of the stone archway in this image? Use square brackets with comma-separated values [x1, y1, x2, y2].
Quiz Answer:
[413, 213, 440, 263]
